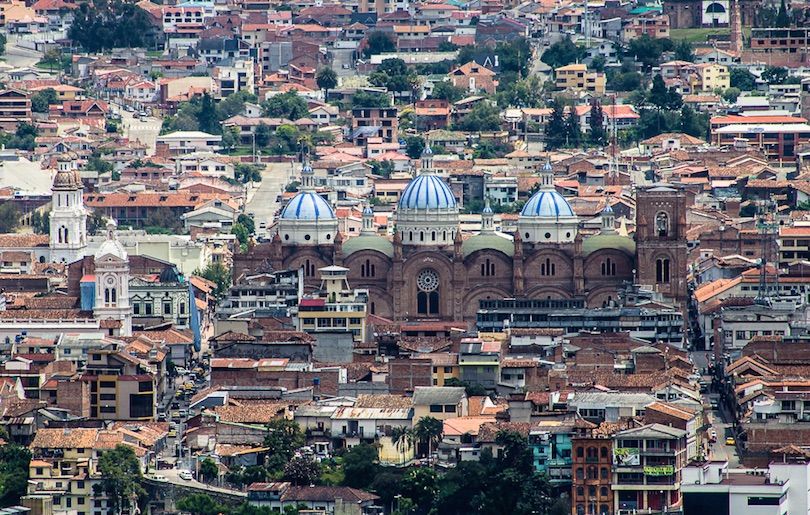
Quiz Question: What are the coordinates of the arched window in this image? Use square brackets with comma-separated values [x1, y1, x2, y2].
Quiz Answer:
[600, 487, 608, 497]
[370, 302, 376, 315]
[304, 259, 315, 277]
[429, 291, 439, 314]
[577, 447, 584, 458]
[409, 231, 413, 242]
[576, 505, 585, 515]
[576, 487, 584, 497]
[587, 467, 597, 479]
[443, 231, 447, 241]
[656, 258, 671, 283]
[602, 258, 616, 276]
[361, 264, 366, 277]
[600, 505, 609, 515]
[417, 292, 428, 314]
[432, 231, 436, 241]
[64, 228, 68, 244]
[656, 212, 669, 238]
[371, 264, 376, 276]
[541, 258, 556, 276]
[420, 232, 424, 242]
[600, 467, 608, 479]
[111, 288, 117, 304]
[576, 468, 584, 479]
[601, 447, 608, 458]
[104, 288, 110, 303]
[587, 447, 597, 459]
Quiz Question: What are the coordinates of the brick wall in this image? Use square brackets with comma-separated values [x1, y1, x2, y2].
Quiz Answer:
[56, 379, 91, 418]
[388, 358, 431, 395]
[211, 368, 340, 396]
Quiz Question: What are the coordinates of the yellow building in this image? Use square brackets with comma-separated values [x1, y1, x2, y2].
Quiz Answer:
[554, 64, 606, 96]
[296, 266, 368, 342]
[694, 63, 730, 92]
[417, 352, 460, 386]
[412, 386, 468, 422]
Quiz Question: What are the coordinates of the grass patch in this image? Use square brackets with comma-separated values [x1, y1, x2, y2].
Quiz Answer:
[670, 27, 752, 43]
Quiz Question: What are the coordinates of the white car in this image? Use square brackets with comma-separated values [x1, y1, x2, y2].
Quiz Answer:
[150, 474, 168, 482]
[178, 470, 193, 481]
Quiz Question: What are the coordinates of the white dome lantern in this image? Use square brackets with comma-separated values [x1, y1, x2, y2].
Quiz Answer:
[518, 156, 578, 243]
[395, 157, 459, 246]
[277, 161, 338, 245]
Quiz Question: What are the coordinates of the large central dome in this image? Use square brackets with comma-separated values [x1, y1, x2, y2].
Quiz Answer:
[521, 190, 575, 218]
[280, 191, 335, 220]
[399, 174, 457, 210]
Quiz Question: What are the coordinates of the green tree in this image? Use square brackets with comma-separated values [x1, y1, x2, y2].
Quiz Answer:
[341, 443, 379, 489]
[69, 1, 155, 52]
[589, 55, 606, 73]
[680, 105, 709, 139]
[776, 0, 790, 26]
[459, 101, 502, 132]
[730, 68, 757, 90]
[761, 66, 788, 85]
[95, 445, 145, 515]
[197, 92, 221, 134]
[283, 456, 322, 485]
[363, 32, 396, 58]
[316, 66, 338, 100]
[391, 426, 415, 465]
[544, 98, 566, 151]
[262, 91, 309, 120]
[588, 99, 607, 146]
[352, 90, 391, 108]
[0, 204, 21, 233]
[199, 459, 218, 484]
[177, 494, 227, 515]
[496, 75, 543, 108]
[400, 468, 438, 512]
[627, 34, 672, 72]
[263, 419, 305, 473]
[431, 81, 466, 103]
[145, 207, 182, 233]
[197, 262, 232, 297]
[237, 213, 255, 234]
[31, 210, 49, 235]
[674, 39, 695, 62]
[494, 37, 532, 81]
[565, 108, 581, 147]
[443, 377, 487, 396]
[368, 159, 395, 178]
[0, 443, 31, 506]
[722, 87, 741, 103]
[232, 222, 250, 249]
[0, 34, 6, 55]
[31, 88, 59, 113]
[86, 211, 106, 235]
[541, 36, 584, 69]
[405, 136, 425, 159]
[220, 90, 259, 120]
[415, 416, 443, 461]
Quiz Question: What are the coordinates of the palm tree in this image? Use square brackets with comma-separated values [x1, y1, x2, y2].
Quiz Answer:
[415, 416, 443, 465]
[391, 426, 414, 465]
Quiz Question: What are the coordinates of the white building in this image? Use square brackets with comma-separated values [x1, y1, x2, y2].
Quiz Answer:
[276, 163, 338, 246]
[93, 220, 132, 337]
[49, 155, 88, 264]
[155, 131, 222, 155]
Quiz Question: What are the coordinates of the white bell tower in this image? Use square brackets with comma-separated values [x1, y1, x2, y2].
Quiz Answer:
[49, 154, 87, 264]
[93, 220, 132, 336]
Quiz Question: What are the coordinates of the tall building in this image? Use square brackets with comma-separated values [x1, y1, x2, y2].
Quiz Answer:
[49, 154, 88, 264]
[93, 220, 132, 337]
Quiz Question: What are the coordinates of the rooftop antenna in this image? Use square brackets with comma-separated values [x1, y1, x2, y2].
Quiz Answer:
[754, 197, 780, 306]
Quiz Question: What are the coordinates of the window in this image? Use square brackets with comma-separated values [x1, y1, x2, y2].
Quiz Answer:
[601, 257, 616, 276]
[577, 487, 584, 497]
[600, 487, 608, 497]
[100, 381, 115, 388]
[576, 468, 584, 479]
[748, 496, 784, 506]
[444, 367, 452, 373]
[481, 258, 496, 277]
[163, 302, 172, 314]
[444, 405, 455, 412]
[601, 446, 608, 458]
[100, 393, 116, 401]
[179, 302, 186, 315]
[656, 258, 671, 282]
[656, 212, 669, 237]
[430, 404, 442, 413]
[577, 447, 584, 458]
[100, 406, 116, 414]
[540, 257, 556, 276]
[601, 467, 608, 479]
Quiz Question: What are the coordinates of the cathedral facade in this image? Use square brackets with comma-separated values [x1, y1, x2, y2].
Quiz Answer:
[235, 151, 688, 324]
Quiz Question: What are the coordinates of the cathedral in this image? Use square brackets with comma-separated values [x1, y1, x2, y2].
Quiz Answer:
[234, 149, 688, 324]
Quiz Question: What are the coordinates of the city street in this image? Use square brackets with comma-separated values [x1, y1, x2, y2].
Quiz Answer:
[3, 36, 43, 68]
[118, 107, 162, 156]
[706, 394, 741, 468]
[246, 161, 297, 236]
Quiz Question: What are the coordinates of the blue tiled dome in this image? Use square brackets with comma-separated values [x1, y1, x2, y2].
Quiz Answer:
[521, 190, 575, 218]
[280, 192, 335, 220]
[399, 174, 456, 210]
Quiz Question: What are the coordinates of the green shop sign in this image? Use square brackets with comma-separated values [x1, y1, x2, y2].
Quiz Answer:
[644, 465, 674, 476]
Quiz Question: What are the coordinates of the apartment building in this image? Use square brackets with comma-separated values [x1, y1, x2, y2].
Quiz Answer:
[351, 107, 398, 145]
[294, 266, 368, 343]
[572, 433, 613, 515]
[0, 88, 32, 130]
[84, 349, 155, 420]
[612, 424, 687, 514]
[555, 64, 606, 96]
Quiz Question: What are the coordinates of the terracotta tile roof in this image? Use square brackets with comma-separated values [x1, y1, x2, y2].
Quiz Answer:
[31, 428, 99, 449]
[645, 401, 695, 421]
[477, 421, 532, 442]
[355, 394, 412, 409]
[443, 416, 495, 436]
[211, 403, 287, 424]
[0, 235, 49, 247]
[414, 353, 458, 366]
[2, 399, 46, 418]
[84, 192, 223, 209]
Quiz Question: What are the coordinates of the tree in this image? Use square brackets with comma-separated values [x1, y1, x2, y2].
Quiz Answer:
[730, 68, 757, 90]
[400, 468, 438, 512]
[544, 98, 567, 151]
[262, 91, 309, 120]
[197, 92, 221, 134]
[776, 0, 790, 26]
[31, 210, 49, 235]
[237, 213, 255, 234]
[680, 105, 708, 139]
[761, 66, 788, 85]
[341, 443, 379, 489]
[31, 88, 58, 113]
[316, 66, 338, 100]
[648, 74, 682, 112]
[722, 87, 741, 103]
[283, 456, 322, 485]
[391, 426, 415, 465]
[589, 55, 606, 73]
[263, 419, 305, 473]
[352, 90, 391, 108]
[496, 75, 543, 108]
[431, 80, 466, 103]
[443, 377, 487, 396]
[364, 31, 396, 57]
[96, 445, 145, 515]
[235, 163, 262, 184]
[565, 108, 581, 148]
[199, 459, 218, 484]
[0, 34, 6, 55]
[405, 136, 425, 159]
[415, 416, 443, 462]
[177, 494, 227, 515]
[541, 36, 584, 69]
[219, 90, 258, 119]
[86, 211, 106, 235]
[145, 207, 182, 233]
[368, 159, 395, 178]
[588, 99, 607, 146]
[459, 101, 502, 132]
[197, 262, 232, 297]
[0, 204, 20, 233]
[69, 1, 154, 52]
[0, 443, 31, 506]
[627, 34, 672, 71]
[674, 39, 695, 62]
[232, 222, 250, 249]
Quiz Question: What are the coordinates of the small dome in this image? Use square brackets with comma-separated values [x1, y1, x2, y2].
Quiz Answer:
[399, 174, 456, 210]
[302, 163, 313, 174]
[280, 191, 335, 220]
[96, 220, 127, 261]
[482, 203, 493, 214]
[581, 234, 636, 256]
[53, 170, 82, 190]
[521, 190, 575, 218]
[462, 234, 514, 258]
[422, 145, 433, 155]
[362, 204, 373, 215]
[541, 158, 553, 172]
[342, 235, 394, 258]
[603, 204, 614, 214]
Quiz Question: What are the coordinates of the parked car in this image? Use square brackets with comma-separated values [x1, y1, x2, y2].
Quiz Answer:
[179, 470, 193, 480]
[709, 429, 717, 443]
[259, 221, 267, 229]
[150, 474, 168, 482]
[168, 429, 177, 438]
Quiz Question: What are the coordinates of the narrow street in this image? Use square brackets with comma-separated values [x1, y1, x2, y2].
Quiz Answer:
[245, 161, 297, 236]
